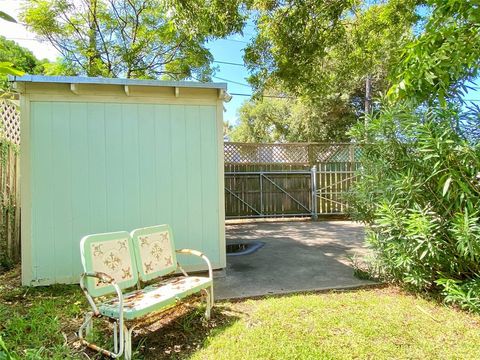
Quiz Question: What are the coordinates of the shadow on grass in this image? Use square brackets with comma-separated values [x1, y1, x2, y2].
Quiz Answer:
[133, 302, 241, 360]
[81, 299, 241, 360]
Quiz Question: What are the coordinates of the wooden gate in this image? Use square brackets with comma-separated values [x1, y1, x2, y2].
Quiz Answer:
[224, 143, 360, 219]
[315, 161, 361, 215]
[225, 170, 315, 218]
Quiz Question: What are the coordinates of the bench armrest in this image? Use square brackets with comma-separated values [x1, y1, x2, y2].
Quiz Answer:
[176, 249, 213, 280]
[79, 272, 126, 358]
[80, 272, 124, 321]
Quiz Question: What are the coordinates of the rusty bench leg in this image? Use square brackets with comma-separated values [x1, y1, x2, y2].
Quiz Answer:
[123, 324, 137, 360]
[202, 287, 213, 320]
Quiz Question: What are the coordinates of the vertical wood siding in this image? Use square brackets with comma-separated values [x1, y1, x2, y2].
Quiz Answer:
[27, 101, 221, 285]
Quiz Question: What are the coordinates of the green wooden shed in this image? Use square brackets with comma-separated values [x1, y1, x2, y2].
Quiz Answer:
[14, 75, 227, 286]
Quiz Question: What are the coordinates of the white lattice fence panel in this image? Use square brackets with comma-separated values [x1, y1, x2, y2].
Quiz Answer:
[310, 144, 354, 162]
[0, 100, 20, 145]
[224, 143, 309, 164]
[224, 142, 357, 164]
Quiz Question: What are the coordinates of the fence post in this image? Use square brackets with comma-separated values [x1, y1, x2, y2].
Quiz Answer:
[259, 172, 264, 215]
[311, 165, 318, 220]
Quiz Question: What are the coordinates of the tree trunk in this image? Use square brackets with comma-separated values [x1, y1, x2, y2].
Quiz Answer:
[365, 75, 372, 114]
[87, 0, 99, 76]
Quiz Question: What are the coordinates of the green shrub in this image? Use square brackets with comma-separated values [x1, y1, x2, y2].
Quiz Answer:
[348, 102, 480, 311]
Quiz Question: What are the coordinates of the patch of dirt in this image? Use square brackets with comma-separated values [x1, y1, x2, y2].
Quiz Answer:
[0, 265, 21, 289]
[135, 302, 241, 359]
[78, 300, 241, 360]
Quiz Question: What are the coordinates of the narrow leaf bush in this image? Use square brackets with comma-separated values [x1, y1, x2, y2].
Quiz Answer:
[348, 102, 480, 311]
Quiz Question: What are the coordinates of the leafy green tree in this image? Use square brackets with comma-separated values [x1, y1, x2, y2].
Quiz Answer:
[0, 36, 47, 75]
[0, 36, 53, 89]
[230, 95, 356, 142]
[245, 0, 418, 108]
[236, 0, 419, 143]
[0, 10, 25, 78]
[21, 0, 246, 79]
[231, 97, 292, 142]
[348, 0, 480, 311]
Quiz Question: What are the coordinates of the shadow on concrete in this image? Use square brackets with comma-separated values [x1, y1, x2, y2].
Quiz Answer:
[215, 220, 376, 299]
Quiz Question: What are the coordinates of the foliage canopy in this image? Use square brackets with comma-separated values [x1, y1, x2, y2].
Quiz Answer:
[245, 0, 418, 101]
[21, 0, 246, 79]
[230, 96, 356, 143]
[0, 36, 46, 75]
[230, 0, 419, 143]
[389, 0, 480, 104]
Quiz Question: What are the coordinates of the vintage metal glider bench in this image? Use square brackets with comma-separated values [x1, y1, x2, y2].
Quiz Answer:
[78, 224, 213, 359]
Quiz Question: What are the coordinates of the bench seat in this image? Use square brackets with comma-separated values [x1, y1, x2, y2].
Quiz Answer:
[79, 225, 214, 359]
[99, 276, 212, 320]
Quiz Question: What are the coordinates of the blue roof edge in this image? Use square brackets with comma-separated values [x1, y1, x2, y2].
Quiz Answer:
[9, 74, 228, 90]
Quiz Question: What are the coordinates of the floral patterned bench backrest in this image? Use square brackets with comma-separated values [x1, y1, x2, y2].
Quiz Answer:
[130, 224, 177, 282]
[80, 231, 139, 297]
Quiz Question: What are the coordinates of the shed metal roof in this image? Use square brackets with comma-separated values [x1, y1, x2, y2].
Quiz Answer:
[10, 75, 228, 90]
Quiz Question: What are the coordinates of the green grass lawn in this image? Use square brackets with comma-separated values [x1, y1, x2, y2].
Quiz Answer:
[1, 268, 480, 359]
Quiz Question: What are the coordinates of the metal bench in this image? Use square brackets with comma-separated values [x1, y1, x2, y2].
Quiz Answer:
[78, 224, 213, 359]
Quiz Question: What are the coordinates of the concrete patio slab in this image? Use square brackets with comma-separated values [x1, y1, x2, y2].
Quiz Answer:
[215, 220, 376, 300]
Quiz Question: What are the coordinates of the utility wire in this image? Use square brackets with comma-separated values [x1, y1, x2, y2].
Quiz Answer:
[5, 36, 248, 67]
[213, 60, 246, 67]
[3, 37, 42, 42]
[212, 76, 251, 87]
[230, 92, 295, 99]
[5, 37, 249, 68]
[216, 38, 249, 45]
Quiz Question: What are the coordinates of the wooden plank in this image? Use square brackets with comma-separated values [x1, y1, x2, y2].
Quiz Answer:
[104, 103, 124, 229]
[6, 147, 11, 262]
[20, 93, 32, 284]
[184, 105, 204, 266]
[30, 102, 54, 282]
[14, 149, 20, 261]
[69, 102, 90, 276]
[87, 103, 108, 233]
[121, 103, 141, 230]
[51, 102, 73, 282]
[137, 104, 157, 227]
[153, 104, 173, 226]
[170, 106, 188, 252]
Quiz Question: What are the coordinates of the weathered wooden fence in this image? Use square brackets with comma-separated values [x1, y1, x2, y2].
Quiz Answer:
[224, 142, 360, 219]
[0, 99, 21, 266]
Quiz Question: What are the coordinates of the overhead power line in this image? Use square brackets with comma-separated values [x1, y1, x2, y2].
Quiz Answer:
[230, 92, 295, 99]
[212, 76, 251, 87]
[4, 37, 42, 42]
[217, 38, 249, 45]
[213, 60, 245, 67]
[4, 37, 249, 69]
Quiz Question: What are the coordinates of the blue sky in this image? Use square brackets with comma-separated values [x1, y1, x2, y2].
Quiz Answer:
[205, 26, 256, 125]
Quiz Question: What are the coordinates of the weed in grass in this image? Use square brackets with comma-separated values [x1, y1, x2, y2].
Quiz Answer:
[0, 335, 16, 360]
